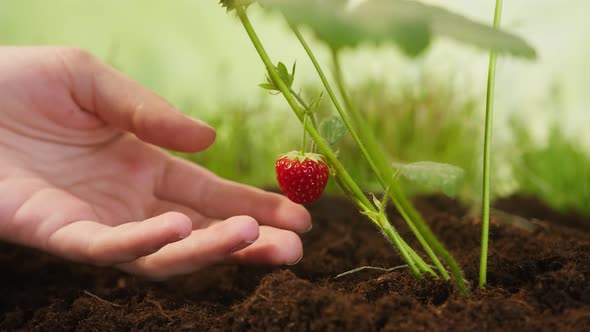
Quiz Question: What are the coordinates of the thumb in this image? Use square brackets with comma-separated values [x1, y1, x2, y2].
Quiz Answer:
[62, 48, 215, 152]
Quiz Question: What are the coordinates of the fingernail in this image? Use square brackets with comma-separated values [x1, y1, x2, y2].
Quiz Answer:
[191, 117, 214, 130]
[287, 252, 304, 266]
[302, 224, 313, 234]
[229, 240, 255, 253]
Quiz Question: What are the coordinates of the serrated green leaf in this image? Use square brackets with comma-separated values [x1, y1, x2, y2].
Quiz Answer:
[259, 0, 536, 58]
[393, 161, 465, 196]
[320, 116, 347, 148]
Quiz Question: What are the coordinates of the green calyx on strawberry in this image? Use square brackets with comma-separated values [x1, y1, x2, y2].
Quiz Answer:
[275, 151, 329, 204]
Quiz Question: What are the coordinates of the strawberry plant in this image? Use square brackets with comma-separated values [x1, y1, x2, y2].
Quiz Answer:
[219, 0, 536, 295]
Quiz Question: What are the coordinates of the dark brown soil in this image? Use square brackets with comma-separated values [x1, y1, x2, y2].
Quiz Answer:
[1, 195, 589, 331]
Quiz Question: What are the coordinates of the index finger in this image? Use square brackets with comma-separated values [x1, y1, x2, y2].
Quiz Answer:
[58, 47, 216, 153]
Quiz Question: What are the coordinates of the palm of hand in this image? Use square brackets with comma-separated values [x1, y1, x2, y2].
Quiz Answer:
[0, 47, 310, 279]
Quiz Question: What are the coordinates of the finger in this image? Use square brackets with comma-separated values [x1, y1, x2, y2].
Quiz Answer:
[156, 156, 312, 233]
[58, 47, 215, 152]
[228, 226, 303, 266]
[117, 216, 260, 280]
[150, 200, 215, 229]
[47, 212, 193, 266]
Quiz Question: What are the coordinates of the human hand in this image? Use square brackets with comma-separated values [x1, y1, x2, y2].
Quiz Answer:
[0, 47, 311, 279]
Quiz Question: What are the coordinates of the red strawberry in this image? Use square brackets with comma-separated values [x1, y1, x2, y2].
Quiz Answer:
[275, 151, 329, 204]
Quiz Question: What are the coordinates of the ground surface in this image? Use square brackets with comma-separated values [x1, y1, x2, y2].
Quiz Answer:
[1, 195, 589, 331]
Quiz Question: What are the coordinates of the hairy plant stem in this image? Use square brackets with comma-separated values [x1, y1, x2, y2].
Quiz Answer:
[289, 53, 438, 279]
[290, 26, 440, 278]
[290, 24, 442, 279]
[301, 113, 308, 155]
[330, 50, 470, 294]
[235, 7, 425, 278]
[480, 0, 502, 289]
[326, 46, 448, 279]
[289, 87, 319, 130]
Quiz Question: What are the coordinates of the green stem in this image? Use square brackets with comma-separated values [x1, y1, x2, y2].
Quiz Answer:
[291, 24, 458, 285]
[237, 7, 362, 206]
[385, 223, 420, 276]
[236, 7, 428, 279]
[292, 25, 436, 278]
[330, 50, 460, 284]
[290, 25, 383, 180]
[480, 0, 502, 289]
[381, 175, 435, 276]
[289, 87, 319, 131]
[301, 113, 308, 155]
[402, 237, 436, 276]
[290, 87, 310, 109]
[292, 24, 445, 277]
[330, 49, 469, 294]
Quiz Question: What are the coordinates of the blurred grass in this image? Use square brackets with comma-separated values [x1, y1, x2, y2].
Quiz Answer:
[511, 123, 590, 215]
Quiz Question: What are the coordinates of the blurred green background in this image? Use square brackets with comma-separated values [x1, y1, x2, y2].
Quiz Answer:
[1, 0, 589, 214]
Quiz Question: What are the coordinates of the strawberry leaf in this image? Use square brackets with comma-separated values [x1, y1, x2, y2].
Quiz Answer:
[259, 0, 536, 58]
[393, 161, 465, 196]
[260, 61, 296, 91]
[320, 116, 347, 148]
[276, 61, 293, 88]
